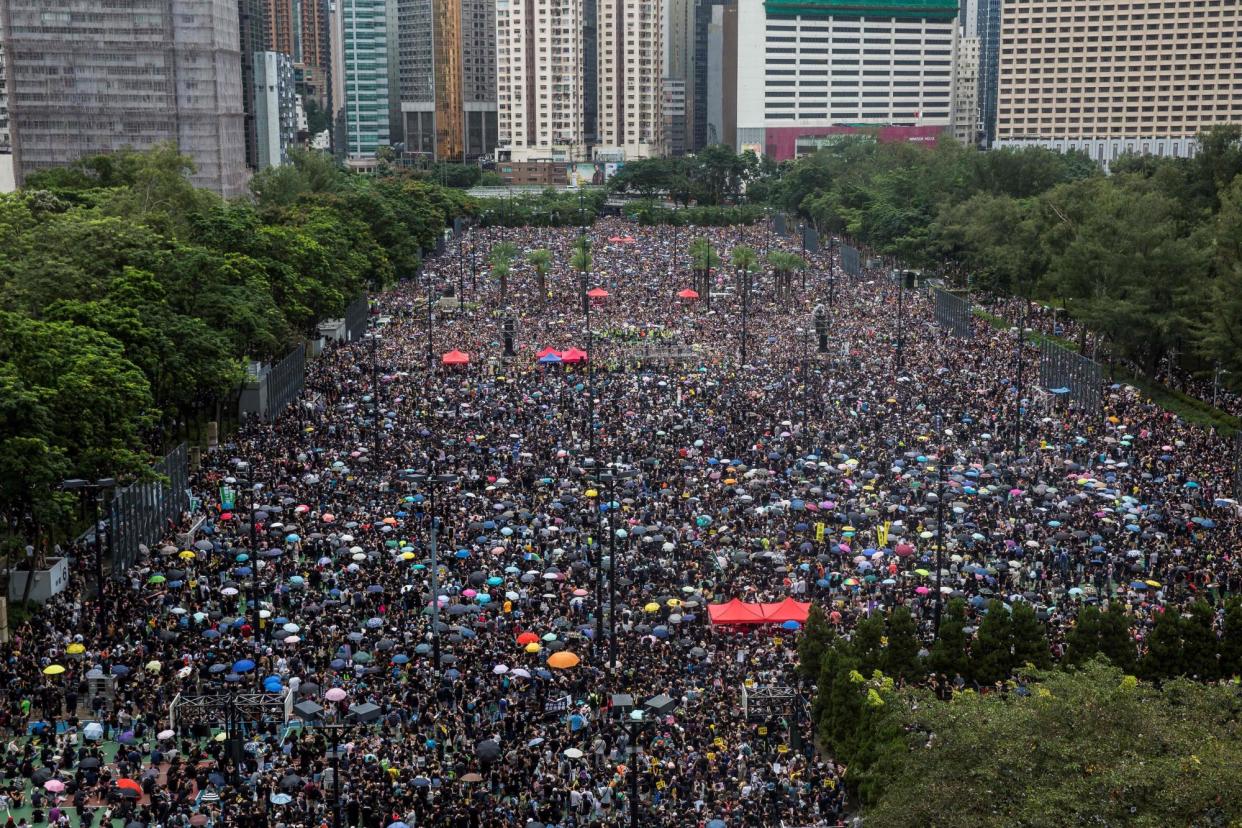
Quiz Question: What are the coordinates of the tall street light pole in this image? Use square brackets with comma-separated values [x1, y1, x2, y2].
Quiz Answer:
[412, 470, 459, 672]
[61, 478, 116, 633]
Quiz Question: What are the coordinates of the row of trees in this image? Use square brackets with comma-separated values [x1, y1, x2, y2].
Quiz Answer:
[771, 129, 1242, 385]
[607, 145, 776, 205]
[476, 189, 606, 227]
[1, 146, 471, 557]
[800, 598, 1242, 695]
[822, 660, 1242, 826]
[801, 601, 1242, 821]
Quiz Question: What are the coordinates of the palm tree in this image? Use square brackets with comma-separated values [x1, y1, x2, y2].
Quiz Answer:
[731, 244, 759, 289]
[490, 242, 518, 303]
[570, 235, 592, 312]
[528, 248, 552, 308]
[767, 251, 808, 299]
[689, 237, 720, 306]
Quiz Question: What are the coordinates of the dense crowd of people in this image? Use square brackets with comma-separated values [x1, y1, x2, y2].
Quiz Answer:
[0, 216, 1238, 828]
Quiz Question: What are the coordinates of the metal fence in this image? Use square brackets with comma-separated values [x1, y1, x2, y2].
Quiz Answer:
[108, 443, 189, 572]
[932, 288, 973, 338]
[266, 344, 306, 418]
[801, 225, 820, 253]
[1038, 339, 1102, 410]
[773, 212, 788, 236]
[1233, 433, 1242, 500]
[840, 244, 861, 277]
[343, 295, 369, 341]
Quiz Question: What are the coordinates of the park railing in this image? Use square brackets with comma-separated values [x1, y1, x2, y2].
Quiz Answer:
[933, 288, 973, 339]
[108, 442, 189, 572]
[239, 344, 307, 422]
[840, 244, 862, 277]
[1038, 339, 1102, 410]
[343, 295, 369, 341]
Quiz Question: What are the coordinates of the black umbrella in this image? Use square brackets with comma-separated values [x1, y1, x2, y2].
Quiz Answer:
[477, 739, 501, 762]
[280, 774, 302, 790]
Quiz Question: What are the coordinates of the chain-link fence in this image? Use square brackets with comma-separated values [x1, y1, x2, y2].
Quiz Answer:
[932, 288, 973, 338]
[840, 244, 861, 277]
[108, 443, 189, 572]
[1039, 339, 1102, 410]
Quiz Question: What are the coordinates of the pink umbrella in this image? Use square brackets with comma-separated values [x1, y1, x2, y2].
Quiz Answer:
[895, 543, 915, 557]
[915, 586, 930, 596]
[462, 589, 478, 599]
[325, 687, 347, 702]
[44, 779, 65, 793]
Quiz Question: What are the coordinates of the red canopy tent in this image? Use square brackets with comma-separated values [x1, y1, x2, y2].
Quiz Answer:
[586, 287, 610, 299]
[677, 288, 700, 301]
[535, 347, 561, 359]
[607, 236, 637, 244]
[759, 598, 811, 624]
[707, 598, 811, 626]
[560, 347, 589, 364]
[707, 599, 767, 625]
[441, 349, 470, 366]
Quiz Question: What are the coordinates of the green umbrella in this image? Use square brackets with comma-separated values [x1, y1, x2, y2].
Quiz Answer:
[148, 574, 166, 584]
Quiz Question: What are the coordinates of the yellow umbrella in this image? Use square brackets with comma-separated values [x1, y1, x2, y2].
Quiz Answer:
[1145, 580, 1161, 588]
[145, 660, 161, 673]
[643, 602, 660, 613]
[547, 651, 580, 669]
[179, 550, 196, 560]
[43, 664, 65, 676]
[524, 642, 542, 653]
[666, 598, 682, 608]
[66, 643, 85, 655]
[585, 489, 598, 498]
[400, 551, 416, 561]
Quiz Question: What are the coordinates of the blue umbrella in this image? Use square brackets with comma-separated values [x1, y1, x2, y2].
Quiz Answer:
[202, 629, 220, 639]
[209, 663, 228, 674]
[110, 665, 131, 676]
[271, 793, 293, 805]
[234, 566, 253, 576]
[285, 533, 301, 543]
[330, 659, 347, 670]
[233, 659, 256, 673]
[708, 820, 727, 828]
[392, 654, 410, 664]
[781, 620, 801, 631]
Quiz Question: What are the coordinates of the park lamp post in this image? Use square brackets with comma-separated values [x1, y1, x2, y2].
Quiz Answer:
[234, 462, 265, 687]
[293, 694, 382, 828]
[737, 265, 749, 366]
[60, 477, 116, 632]
[410, 470, 459, 672]
[611, 694, 676, 828]
[591, 464, 637, 672]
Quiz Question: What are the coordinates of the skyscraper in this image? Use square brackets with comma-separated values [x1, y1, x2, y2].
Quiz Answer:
[240, 0, 269, 169]
[951, 32, 979, 146]
[0, 0, 249, 196]
[265, 0, 298, 53]
[255, 51, 299, 167]
[597, 0, 664, 159]
[338, 0, 391, 162]
[690, 0, 731, 151]
[994, 0, 1242, 167]
[734, 0, 955, 160]
[399, 0, 498, 161]
[495, 0, 587, 161]
[300, 0, 333, 109]
[975, 0, 1000, 147]
[665, 0, 694, 153]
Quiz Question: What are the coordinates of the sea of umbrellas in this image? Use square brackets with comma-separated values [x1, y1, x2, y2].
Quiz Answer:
[9, 217, 1242, 828]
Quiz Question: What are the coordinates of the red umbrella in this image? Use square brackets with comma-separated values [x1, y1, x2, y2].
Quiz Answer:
[441, 350, 470, 366]
[560, 347, 589, 364]
[586, 287, 610, 299]
[677, 288, 699, 300]
[116, 778, 142, 794]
